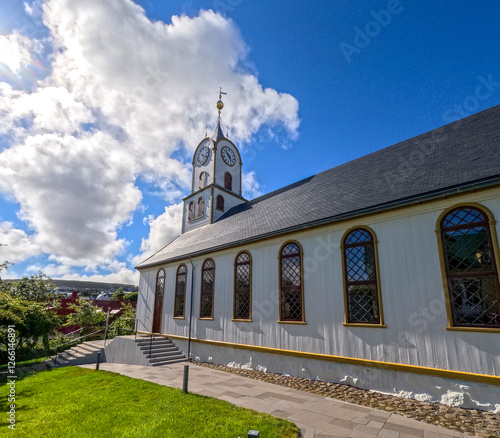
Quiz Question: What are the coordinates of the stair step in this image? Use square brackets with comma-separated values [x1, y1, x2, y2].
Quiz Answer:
[143, 346, 177, 354]
[151, 357, 187, 366]
[146, 350, 182, 359]
[139, 344, 174, 352]
[149, 353, 185, 362]
[136, 338, 173, 345]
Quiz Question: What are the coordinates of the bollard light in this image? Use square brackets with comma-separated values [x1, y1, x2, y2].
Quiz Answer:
[96, 352, 101, 371]
[248, 431, 260, 438]
[182, 364, 189, 393]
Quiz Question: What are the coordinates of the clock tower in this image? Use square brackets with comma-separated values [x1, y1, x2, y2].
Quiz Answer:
[182, 91, 246, 234]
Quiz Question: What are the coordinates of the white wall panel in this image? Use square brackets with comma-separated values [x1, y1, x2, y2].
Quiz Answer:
[137, 189, 500, 378]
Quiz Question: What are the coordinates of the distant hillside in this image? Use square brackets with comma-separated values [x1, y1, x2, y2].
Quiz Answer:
[3, 278, 138, 291]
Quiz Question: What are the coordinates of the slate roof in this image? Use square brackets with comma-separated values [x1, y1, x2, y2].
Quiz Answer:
[137, 105, 500, 269]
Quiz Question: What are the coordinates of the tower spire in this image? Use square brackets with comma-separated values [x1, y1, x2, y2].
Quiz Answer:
[212, 87, 227, 141]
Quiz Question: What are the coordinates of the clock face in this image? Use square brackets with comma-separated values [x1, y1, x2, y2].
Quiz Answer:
[221, 146, 236, 166]
[197, 146, 210, 165]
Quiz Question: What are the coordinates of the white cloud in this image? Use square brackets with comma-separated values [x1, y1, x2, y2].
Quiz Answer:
[137, 203, 183, 265]
[0, 32, 33, 73]
[242, 171, 263, 199]
[0, 0, 299, 280]
[0, 221, 39, 263]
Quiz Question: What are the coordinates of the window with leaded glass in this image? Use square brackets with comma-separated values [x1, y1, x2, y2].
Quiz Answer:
[343, 228, 381, 324]
[234, 252, 251, 320]
[280, 242, 304, 322]
[173, 264, 187, 318]
[200, 259, 214, 319]
[440, 206, 500, 328]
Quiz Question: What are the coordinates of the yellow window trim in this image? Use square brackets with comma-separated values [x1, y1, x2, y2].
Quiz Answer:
[343, 323, 387, 328]
[435, 202, 500, 330]
[340, 225, 385, 326]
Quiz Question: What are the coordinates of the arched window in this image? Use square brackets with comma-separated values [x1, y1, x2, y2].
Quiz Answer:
[200, 259, 215, 319]
[279, 242, 304, 322]
[216, 195, 224, 211]
[199, 171, 206, 190]
[440, 206, 500, 328]
[234, 251, 251, 320]
[173, 264, 187, 318]
[188, 201, 195, 221]
[197, 197, 204, 218]
[224, 172, 232, 191]
[152, 268, 165, 333]
[343, 228, 382, 325]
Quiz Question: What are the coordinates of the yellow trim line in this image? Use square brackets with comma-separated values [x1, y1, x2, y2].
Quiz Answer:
[137, 331, 500, 386]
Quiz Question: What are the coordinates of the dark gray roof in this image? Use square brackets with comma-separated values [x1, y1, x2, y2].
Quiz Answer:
[137, 105, 500, 269]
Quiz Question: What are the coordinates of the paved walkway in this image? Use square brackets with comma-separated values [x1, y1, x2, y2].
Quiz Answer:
[80, 362, 476, 438]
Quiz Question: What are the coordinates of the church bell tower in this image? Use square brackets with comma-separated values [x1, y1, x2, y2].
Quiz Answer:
[182, 90, 246, 234]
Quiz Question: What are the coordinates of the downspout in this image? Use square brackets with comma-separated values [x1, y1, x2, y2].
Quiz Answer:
[187, 256, 195, 361]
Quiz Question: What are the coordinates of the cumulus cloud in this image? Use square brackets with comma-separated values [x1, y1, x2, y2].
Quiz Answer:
[0, 0, 299, 281]
[137, 203, 183, 264]
[0, 221, 39, 263]
[242, 171, 263, 199]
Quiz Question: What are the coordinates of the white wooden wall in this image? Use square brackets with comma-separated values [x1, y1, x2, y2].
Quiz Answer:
[137, 188, 500, 376]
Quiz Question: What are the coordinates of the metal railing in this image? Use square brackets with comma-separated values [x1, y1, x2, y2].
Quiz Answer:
[135, 318, 154, 359]
[52, 329, 103, 366]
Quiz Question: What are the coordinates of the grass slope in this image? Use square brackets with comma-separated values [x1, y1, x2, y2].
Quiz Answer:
[0, 367, 298, 438]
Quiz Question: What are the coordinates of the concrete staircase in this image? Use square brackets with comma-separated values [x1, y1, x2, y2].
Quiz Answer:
[46, 340, 106, 368]
[135, 335, 186, 366]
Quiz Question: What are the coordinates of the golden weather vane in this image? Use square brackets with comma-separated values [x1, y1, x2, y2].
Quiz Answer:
[216, 87, 227, 116]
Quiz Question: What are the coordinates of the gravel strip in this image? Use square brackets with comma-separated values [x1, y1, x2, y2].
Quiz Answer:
[194, 361, 500, 438]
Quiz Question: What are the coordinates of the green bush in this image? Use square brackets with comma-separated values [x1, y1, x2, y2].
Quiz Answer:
[123, 291, 138, 301]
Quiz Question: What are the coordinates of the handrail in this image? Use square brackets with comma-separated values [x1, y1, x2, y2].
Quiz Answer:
[135, 318, 154, 358]
[52, 329, 103, 366]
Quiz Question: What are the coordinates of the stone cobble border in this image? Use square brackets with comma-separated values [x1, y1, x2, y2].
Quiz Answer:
[194, 362, 500, 438]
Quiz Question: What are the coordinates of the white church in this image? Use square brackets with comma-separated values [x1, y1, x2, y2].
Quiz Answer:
[136, 98, 500, 411]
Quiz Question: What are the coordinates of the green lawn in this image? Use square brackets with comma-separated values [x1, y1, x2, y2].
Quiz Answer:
[0, 356, 49, 370]
[0, 367, 298, 438]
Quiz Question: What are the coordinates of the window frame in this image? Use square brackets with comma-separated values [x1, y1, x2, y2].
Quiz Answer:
[199, 258, 215, 320]
[199, 171, 206, 190]
[436, 203, 500, 332]
[196, 196, 204, 218]
[173, 264, 187, 319]
[216, 194, 225, 212]
[341, 226, 385, 328]
[233, 251, 252, 322]
[278, 241, 306, 324]
[188, 201, 195, 221]
[152, 268, 165, 333]
[224, 172, 232, 191]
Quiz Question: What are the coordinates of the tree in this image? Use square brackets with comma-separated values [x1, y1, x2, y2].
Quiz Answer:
[0, 244, 12, 283]
[0, 292, 59, 351]
[65, 299, 106, 334]
[0, 272, 54, 302]
[123, 291, 138, 302]
[111, 287, 124, 301]
[110, 303, 136, 336]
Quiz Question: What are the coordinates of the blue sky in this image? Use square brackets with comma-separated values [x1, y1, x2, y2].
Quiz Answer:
[1, 0, 499, 284]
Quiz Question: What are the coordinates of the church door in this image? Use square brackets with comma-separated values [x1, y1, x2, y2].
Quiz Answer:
[152, 269, 165, 333]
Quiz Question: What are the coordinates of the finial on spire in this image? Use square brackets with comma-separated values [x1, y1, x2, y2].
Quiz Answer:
[216, 87, 227, 117]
